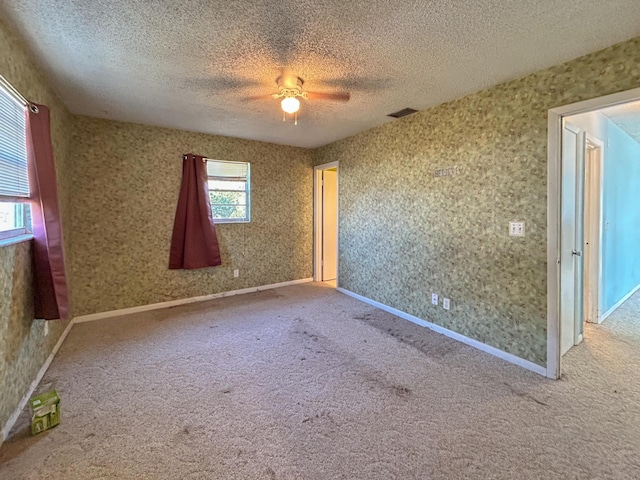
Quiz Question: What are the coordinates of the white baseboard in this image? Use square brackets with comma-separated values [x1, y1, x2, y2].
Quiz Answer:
[337, 287, 547, 377]
[1, 319, 74, 444]
[74, 278, 314, 323]
[599, 282, 640, 323]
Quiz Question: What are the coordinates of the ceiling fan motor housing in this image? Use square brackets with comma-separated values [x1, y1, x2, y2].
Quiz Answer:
[276, 74, 305, 98]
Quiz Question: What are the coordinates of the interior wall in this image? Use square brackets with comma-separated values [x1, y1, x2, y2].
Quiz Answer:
[0, 19, 73, 433]
[67, 117, 314, 316]
[313, 36, 640, 366]
[601, 120, 640, 311]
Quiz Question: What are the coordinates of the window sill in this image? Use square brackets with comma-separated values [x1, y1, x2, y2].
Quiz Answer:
[0, 233, 33, 248]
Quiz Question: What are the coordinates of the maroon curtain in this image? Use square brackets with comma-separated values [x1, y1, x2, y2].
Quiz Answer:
[169, 154, 222, 269]
[26, 104, 70, 320]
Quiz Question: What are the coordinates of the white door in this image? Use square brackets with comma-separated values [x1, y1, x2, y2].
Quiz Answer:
[583, 141, 603, 324]
[560, 122, 586, 356]
[322, 169, 338, 281]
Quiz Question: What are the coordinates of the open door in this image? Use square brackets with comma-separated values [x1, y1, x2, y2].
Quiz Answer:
[560, 122, 586, 356]
[314, 162, 339, 284]
[583, 138, 604, 324]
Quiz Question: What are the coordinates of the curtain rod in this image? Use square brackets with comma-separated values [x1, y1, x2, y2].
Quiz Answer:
[0, 74, 29, 107]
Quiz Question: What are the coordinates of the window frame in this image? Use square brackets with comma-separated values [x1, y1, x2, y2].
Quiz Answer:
[0, 76, 31, 243]
[205, 159, 251, 224]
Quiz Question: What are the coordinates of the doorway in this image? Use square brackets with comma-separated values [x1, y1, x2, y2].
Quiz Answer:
[548, 86, 640, 378]
[557, 124, 604, 357]
[314, 162, 339, 286]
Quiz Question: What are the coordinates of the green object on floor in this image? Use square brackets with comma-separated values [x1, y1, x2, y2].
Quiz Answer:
[29, 390, 60, 435]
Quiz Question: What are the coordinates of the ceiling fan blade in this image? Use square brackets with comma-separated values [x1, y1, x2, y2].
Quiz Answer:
[305, 91, 351, 102]
[245, 93, 280, 101]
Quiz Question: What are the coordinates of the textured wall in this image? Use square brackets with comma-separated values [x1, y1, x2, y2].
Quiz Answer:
[314, 37, 640, 366]
[1, 243, 33, 428]
[0, 19, 72, 433]
[67, 117, 314, 316]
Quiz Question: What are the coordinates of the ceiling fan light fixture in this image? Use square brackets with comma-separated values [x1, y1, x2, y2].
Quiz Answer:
[281, 96, 300, 114]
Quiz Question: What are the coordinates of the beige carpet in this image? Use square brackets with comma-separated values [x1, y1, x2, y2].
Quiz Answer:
[1, 283, 639, 479]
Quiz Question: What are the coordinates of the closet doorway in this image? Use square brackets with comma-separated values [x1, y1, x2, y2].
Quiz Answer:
[314, 162, 339, 286]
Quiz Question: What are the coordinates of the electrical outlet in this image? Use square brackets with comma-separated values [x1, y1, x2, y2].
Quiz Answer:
[431, 293, 438, 305]
[443, 298, 451, 310]
[44, 321, 49, 337]
[509, 221, 525, 237]
[233, 269, 239, 278]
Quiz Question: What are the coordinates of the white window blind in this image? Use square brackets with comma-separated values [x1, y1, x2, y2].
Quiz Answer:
[206, 160, 248, 180]
[0, 82, 29, 198]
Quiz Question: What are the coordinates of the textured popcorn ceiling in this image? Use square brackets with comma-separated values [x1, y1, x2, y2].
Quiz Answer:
[602, 101, 640, 145]
[2, 1, 640, 148]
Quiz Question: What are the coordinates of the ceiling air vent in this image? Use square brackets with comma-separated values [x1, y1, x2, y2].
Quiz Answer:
[387, 108, 418, 119]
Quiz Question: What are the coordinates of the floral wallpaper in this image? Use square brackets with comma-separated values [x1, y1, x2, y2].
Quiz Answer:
[314, 36, 640, 366]
[67, 117, 314, 316]
[0, 19, 72, 433]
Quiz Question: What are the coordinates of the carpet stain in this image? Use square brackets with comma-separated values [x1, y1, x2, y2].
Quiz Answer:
[504, 383, 548, 406]
[265, 466, 277, 479]
[301, 330, 320, 342]
[393, 385, 412, 398]
[291, 323, 333, 356]
[352, 313, 374, 322]
[302, 411, 336, 424]
[358, 367, 414, 401]
[352, 311, 462, 360]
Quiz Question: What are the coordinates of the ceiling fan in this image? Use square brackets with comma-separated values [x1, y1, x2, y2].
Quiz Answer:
[249, 70, 351, 125]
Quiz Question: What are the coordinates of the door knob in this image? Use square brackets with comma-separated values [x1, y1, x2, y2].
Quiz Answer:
[572, 250, 582, 256]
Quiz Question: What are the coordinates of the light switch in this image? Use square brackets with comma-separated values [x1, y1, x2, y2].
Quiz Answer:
[509, 221, 525, 237]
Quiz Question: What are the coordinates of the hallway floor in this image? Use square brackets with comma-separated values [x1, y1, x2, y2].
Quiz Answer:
[563, 287, 640, 380]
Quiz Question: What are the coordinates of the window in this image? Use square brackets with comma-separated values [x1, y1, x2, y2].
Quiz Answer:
[0, 77, 31, 241]
[206, 159, 250, 223]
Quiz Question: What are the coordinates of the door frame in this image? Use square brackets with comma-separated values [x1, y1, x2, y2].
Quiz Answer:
[313, 161, 339, 283]
[547, 86, 640, 379]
